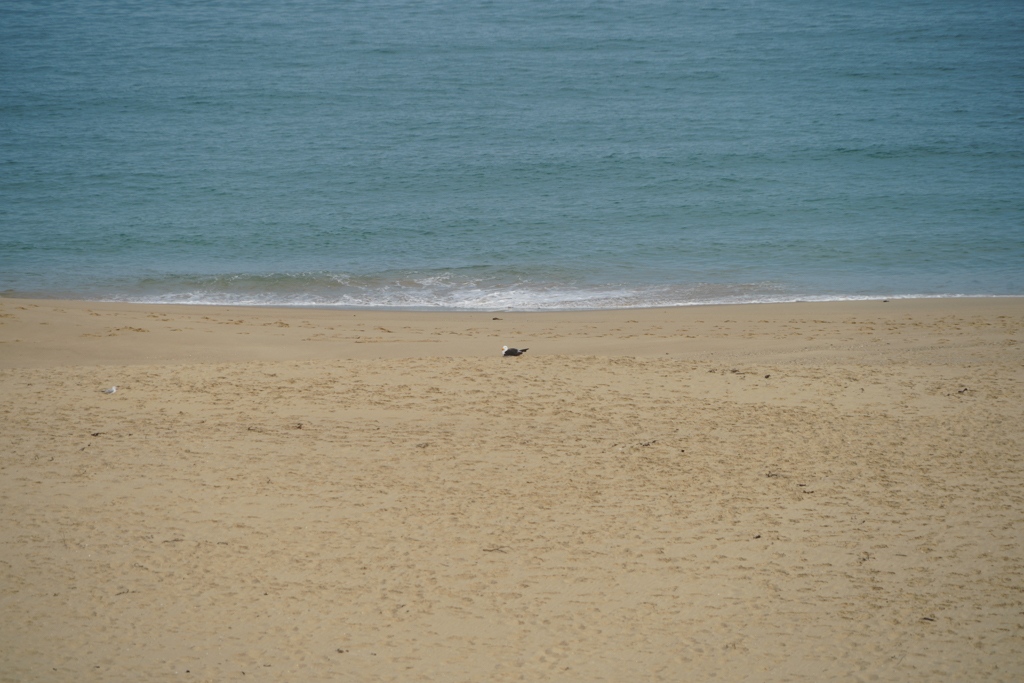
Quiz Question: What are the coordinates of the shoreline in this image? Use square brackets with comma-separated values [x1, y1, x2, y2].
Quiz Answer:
[3, 291, 1019, 314]
[1, 295, 1022, 680]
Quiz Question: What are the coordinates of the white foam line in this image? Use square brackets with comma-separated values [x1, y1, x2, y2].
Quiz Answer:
[96, 291, 1006, 312]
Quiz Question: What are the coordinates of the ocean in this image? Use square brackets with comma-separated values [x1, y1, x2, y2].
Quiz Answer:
[2, 0, 1022, 310]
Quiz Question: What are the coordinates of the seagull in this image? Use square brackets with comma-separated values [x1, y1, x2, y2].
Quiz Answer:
[502, 346, 528, 357]
[102, 386, 117, 394]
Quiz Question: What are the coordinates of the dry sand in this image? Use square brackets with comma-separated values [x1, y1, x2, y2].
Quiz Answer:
[1, 297, 1022, 682]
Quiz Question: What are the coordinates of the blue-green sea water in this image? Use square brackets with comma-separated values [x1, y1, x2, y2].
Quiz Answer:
[2, 0, 1022, 310]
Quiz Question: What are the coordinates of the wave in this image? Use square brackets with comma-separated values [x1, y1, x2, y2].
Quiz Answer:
[50, 270, 991, 311]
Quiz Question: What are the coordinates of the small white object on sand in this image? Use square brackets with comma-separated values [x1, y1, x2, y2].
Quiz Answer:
[102, 386, 117, 394]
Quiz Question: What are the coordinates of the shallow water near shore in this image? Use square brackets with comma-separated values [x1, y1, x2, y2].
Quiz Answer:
[2, 0, 1022, 309]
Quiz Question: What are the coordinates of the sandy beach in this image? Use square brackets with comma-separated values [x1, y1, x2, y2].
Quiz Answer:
[1, 297, 1022, 682]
